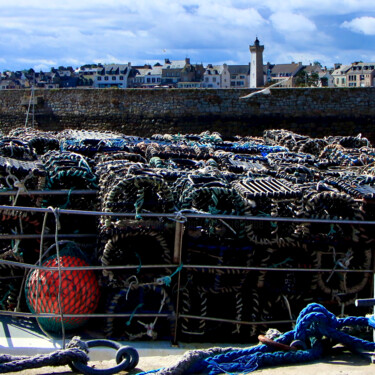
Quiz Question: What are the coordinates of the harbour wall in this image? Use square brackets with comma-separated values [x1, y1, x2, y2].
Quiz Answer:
[0, 87, 375, 142]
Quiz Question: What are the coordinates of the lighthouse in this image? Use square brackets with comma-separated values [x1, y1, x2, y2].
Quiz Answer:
[249, 37, 264, 88]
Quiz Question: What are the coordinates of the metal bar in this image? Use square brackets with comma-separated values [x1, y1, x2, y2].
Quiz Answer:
[179, 314, 294, 326]
[173, 221, 184, 264]
[0, 234, 96, 240]
[0, 309, 294, 326]
[0, 258, 371, 273]
[0, 259, 177, 271]
[0, 204, 375, 225]
[0, 310, 170, 319]
[173, 221, 184, 344]
[0, 190, 97, 196]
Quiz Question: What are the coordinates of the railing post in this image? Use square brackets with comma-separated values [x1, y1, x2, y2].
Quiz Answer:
[172, 220, 184, 345]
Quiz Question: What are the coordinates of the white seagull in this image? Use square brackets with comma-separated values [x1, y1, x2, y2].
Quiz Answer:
[240, 77, 291, 99]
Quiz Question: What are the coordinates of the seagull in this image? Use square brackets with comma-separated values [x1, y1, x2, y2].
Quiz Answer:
[240, 77, 291, 99]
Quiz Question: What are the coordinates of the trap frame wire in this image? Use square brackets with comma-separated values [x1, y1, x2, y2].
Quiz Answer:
[0, 199, 374, 344]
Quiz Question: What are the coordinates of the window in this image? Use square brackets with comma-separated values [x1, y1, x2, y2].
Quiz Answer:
[341, 78, 345, 84]
[205, 77, 209, 82]
[360, 75, 365, 80]
[239, 75, 245, 79]
[97, 77, 102, 81]
[336, 78, 339, 84]
[104, 76, 109, 81]
[119, 76, 124, 80]
[212, 77, 216, 82]
[112, 76, 116, 80]
[152, 78, 155, 83]
[147, 78, 151, 83]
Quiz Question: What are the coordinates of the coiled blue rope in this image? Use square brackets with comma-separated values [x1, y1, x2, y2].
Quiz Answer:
[138, 303, 375, 375]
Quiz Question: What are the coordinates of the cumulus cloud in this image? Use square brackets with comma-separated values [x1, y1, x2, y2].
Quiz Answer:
[270, 12, 316, 34]
[0, 0, 374, 71]
[341, 17, 375, 35]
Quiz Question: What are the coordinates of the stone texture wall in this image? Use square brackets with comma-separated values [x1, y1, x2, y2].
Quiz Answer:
[0, 87, 375, 142]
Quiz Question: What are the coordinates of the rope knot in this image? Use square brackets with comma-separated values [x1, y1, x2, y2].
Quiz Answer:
[66, 336, 89, 354]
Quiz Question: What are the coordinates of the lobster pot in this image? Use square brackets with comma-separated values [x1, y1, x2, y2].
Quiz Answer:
[25, 242, 100, 332]
[179, 283, 251, 342]
[100, 173, 175, 228]
[182, 234, 253, 294]
[247, 246, 317, 330]
[0, 156, 46, 207]
[179, 182, 249, 240]
[104, 284, 175, 341]
[310, 243, 372, 312]
[233, 178, 302, 247]
[0, 208, 41, 265]
[100, 228, 173, 288]
[0, 138, 37, 161]
[299, 191, 365, 244]
[0, 247, 25, 311]
[58, 129, 133, 158]
[8, 127, 60, 155]
[145, 143, 203, 161]
[40, 150, 98, 233]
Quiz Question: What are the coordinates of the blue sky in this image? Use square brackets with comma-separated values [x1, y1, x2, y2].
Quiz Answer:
[1, 0, 375, 72]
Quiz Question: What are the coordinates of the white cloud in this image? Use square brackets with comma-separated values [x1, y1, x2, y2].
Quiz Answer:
[341, 17, 375, 35]
[270, 12, 316, 35]
[260, 0, 375, 15]
[0, 0, 374, 71]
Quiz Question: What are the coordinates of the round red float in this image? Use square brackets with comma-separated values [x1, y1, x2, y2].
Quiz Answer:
[26, 254, 100, 332]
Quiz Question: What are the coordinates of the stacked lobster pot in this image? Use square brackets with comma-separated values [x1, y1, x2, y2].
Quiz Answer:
[0, 128, 374, 343]
[96, 147, 178, 341]
[173, 167, 254, 340]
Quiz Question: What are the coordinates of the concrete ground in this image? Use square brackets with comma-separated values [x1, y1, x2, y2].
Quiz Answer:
[2, 348, 375, 375]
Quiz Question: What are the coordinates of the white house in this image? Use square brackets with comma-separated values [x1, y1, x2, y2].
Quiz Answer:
[202, 64, 230, 88]
[93, 63, 131, 88]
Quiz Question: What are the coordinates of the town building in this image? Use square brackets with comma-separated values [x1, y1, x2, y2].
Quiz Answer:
[202, 64, 230, 88]
[161, 58, 204, 87]
[331, 64, 351, 87]
[228, 65, 250, 87]
[332, 62, 375, 87]
[94, 63, 132, 88]
[265, 62, 304, 87]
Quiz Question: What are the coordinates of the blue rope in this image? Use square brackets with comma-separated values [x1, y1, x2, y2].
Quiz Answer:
[138, 303, 375, 375]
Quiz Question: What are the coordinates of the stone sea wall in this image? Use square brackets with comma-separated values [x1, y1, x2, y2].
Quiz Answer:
[0, 87, 375, 142]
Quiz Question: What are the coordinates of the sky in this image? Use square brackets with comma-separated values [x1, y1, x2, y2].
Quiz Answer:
[1, 0, 375, 72]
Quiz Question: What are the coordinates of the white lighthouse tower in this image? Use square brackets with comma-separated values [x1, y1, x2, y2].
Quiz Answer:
[249, 37, 264, 88]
